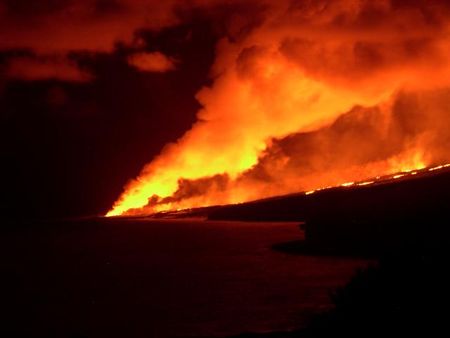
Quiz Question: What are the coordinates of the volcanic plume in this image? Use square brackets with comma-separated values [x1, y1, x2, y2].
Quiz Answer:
[107, 0, 450, 216]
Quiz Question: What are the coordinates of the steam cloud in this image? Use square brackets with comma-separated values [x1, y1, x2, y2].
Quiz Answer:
[16, 0, 444, 216]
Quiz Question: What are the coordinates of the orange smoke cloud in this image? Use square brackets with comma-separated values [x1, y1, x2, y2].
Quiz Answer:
[127, 52, 177, 72]
[108, 0, 450, 216]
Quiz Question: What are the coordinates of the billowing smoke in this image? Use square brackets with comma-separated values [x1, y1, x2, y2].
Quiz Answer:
[108, 0, 450, 216]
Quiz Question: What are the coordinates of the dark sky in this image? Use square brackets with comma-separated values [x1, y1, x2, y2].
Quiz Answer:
[0, 8, 218, 218]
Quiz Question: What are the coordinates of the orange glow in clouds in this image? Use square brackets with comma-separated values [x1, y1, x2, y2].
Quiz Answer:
[107, 1, 450, 216]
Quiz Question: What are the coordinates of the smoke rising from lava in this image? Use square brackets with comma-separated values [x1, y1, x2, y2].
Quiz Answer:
[108, 0, 450, 216]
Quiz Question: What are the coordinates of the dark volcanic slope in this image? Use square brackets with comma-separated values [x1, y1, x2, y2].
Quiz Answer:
[205, 165, 450, 252]
[207, 165, 450, 222]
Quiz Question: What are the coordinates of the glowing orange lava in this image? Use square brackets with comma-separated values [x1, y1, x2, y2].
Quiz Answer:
[106, 147, 448, 217]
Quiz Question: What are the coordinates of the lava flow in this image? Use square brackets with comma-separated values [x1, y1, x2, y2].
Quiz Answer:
[302, 163, 450, 197]
[107, 0, 450, 217]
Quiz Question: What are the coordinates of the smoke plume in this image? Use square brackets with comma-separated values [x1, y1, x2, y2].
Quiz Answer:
[108, 0, 450, 215]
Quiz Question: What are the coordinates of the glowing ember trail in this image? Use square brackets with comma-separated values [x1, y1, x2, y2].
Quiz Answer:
[107, 0, 450, 217]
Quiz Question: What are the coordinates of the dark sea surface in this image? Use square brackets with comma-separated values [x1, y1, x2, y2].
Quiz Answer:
[1, 218, 370, 337]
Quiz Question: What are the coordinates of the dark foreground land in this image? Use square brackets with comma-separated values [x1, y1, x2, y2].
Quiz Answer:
[0, 219, 370, 338]
[3, 167, 450, 337]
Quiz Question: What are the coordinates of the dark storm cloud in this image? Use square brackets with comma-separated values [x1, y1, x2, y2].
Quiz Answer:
[0, 0, 181, 82]
[0, 0, 179, 52]
[5, 54, 92, 82]
[0, 0, 266, 81]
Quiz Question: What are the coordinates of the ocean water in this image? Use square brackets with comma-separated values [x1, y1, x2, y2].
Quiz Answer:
[1, 218, 370, 337]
